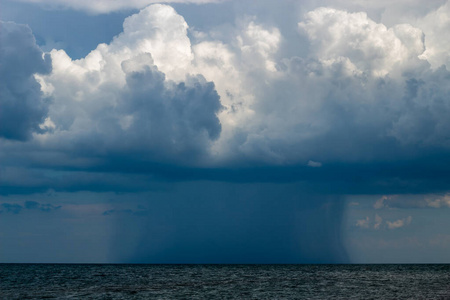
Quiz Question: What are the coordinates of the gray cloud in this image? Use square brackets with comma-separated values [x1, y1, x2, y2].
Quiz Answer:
[0, 203, 23, 214]
[0, 201, 60, 214]
[0, 21, 51, 141]
[24, 200, 61, 212]
[119, 54, 222, 161]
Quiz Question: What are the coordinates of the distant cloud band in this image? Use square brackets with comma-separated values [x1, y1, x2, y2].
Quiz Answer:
[17, 0, 225, 14]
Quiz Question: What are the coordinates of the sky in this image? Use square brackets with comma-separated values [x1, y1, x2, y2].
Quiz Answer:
[1, 0, 450, 263]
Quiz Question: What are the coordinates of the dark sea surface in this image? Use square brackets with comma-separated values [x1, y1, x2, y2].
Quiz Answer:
[1, 264, 450, 299]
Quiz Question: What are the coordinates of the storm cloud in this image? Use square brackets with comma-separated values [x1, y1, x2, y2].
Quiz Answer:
[2, 3, 450, 207]
[0, 21, 51, 141]
[3, 1, 450, 263]
[2, 3, 450, 206]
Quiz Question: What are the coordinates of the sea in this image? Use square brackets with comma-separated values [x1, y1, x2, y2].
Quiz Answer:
[1, 264, 449, 299]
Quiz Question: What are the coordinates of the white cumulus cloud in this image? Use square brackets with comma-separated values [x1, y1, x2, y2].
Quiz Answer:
[386, 216, 412, 229]
[35, 4, 222, 165]
[356, 216, 370, 229]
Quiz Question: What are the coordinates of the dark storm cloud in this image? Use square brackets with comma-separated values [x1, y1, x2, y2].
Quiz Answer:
[119, 54, 222, 160]
[0, 21, 51, 141]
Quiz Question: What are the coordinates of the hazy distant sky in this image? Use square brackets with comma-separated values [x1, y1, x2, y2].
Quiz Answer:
[2, 0, 450, 263]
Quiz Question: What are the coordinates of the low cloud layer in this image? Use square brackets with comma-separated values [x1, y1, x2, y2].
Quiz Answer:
[0, 201, 61, 214]
[374, 194, 450, 209]
[356, 214, 412, 230]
